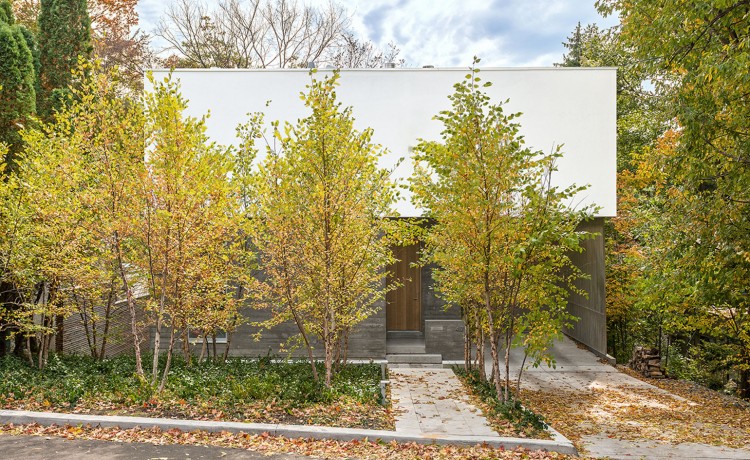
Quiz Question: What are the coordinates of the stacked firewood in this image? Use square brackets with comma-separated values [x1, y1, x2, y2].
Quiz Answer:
[629, 346, 665, 378]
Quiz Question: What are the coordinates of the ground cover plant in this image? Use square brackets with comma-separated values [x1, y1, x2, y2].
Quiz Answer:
[0, 354, 392, 430]
[454, 367, 549, 439]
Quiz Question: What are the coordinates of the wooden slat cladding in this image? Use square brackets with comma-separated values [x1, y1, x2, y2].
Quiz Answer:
[386, 243, 422, 331]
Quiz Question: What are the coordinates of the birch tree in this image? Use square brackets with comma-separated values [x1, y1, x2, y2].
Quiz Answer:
[245, 70, 399, 387]
[2, 61, 146, 369]
[56, 61, 146, 366]
[141, 73, 246, 391]
[411, 61, 593, 401]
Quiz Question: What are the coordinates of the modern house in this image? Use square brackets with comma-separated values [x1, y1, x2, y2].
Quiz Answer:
[143, 66, 617, 364]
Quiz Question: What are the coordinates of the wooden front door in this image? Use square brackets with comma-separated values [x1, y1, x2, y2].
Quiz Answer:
[386, 243, 422, 331]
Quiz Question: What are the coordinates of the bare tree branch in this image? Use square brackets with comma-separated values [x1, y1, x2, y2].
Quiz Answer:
[154, 0, 402, 69]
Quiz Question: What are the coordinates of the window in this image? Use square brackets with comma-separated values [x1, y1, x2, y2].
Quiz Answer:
[187, 329, 227, 344]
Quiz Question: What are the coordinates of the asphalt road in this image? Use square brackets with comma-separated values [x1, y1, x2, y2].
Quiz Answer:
[0, 433, 313, 459]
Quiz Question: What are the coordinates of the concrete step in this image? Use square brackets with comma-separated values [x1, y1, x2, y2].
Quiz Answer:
[387, 353, 443, 364]
[386, 343, 426, 354]
[387, 363, 444, 368]
[386, 331, 424, 339]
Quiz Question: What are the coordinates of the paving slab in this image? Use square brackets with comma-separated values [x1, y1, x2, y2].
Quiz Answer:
[389, 368, 497, 437]
[581, 435, 750, 459]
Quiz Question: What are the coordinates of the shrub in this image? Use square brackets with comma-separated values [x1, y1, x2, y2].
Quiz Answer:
[454, 366, 547, 433]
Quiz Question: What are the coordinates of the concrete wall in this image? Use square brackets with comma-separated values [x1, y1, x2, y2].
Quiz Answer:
[151, 289, 387, 360]
[421, 263, 460, 321]
[425, 320, 465, 360]
[563, 218, 607, 356]
[228, 303, 386, 359]
[93, 217, 608, 361]
[61, 302, 136, 358]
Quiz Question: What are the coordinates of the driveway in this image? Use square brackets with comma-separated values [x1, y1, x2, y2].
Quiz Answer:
[494, 336, 750, 459]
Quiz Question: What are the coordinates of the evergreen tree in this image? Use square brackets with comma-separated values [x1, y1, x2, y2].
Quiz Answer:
[0, 0, 36, 170]
[37, 0, 91, 118]
[560, 22, 582, 67]
[0, 1, 11, 24]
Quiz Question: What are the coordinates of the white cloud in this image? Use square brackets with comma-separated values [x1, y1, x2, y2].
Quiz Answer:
[136, 0, 619, 67]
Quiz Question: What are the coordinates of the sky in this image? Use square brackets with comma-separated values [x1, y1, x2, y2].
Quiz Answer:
[136, 0, 619, 67]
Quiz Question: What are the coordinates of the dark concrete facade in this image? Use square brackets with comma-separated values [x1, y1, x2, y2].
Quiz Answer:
[563, 218, 607, 356]
[141, 219, 607, 361]
[151, 286, 387, 360]
[425, 320, 465, 360]
[421, 263, 461, 322]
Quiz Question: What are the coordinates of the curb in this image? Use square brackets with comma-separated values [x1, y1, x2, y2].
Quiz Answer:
[0, 409, 578, 456]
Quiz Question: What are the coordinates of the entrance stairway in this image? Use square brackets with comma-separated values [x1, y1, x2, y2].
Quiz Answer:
[386, 331, 443, 368]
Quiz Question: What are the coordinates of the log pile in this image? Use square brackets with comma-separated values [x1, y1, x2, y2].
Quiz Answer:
[629, 346, 665, 378]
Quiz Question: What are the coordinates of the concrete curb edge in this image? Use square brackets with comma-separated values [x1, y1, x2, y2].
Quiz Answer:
[0, 409, 578, 456]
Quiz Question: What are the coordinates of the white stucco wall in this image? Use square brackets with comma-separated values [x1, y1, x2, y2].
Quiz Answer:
[149, 67, 617, 217]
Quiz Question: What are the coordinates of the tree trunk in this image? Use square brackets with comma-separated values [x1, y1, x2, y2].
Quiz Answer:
[288, 302, 318, 382]
[486, 307, 503, 401]
[516, 350, 528, 396]
[80, 304, 97, 359]
[323, 315, 335, 388]
[54, 314, 64, 353]
[504, 327, 512, 402]
[43, 329, 52, 368]
[476, 315, 486, 381]
[151, 313, 162, 385]
[98, 286, 116, 360]
[324, 342, 333, 387]
[464, 311, 471, 371]
[159, 327, 177, 393]
[114, 234, 143, 377]
[489, 327, 503, 401]
[37, 312, 48, 370]
[341, 327, 350, 367]
[222, 328, 233, 362]
[25, 337, 34, 367]
[181, 328, 191, 363]
[739, 368, 750, 399]
[99, 305, 111, 360]
[199, 337, 207, 363]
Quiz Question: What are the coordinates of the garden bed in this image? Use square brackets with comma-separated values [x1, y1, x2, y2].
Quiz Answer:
[453, 367, 551, 439]
[0, 354, 392, 430]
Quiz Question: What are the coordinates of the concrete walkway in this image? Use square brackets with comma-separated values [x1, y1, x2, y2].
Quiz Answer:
[498, 337, 663, 393]
[497, 336, 750, 459]
[389, 368, 496, 436]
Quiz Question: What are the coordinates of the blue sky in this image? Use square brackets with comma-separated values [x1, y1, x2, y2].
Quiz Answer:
[136, 0, 618, 67]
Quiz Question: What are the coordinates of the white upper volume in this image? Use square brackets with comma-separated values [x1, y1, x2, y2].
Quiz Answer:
[148, 67, 617, 217]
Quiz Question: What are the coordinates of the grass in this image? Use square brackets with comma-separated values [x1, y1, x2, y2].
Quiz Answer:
[453, 366, 550, 439]
[0, 353, 392, 429]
